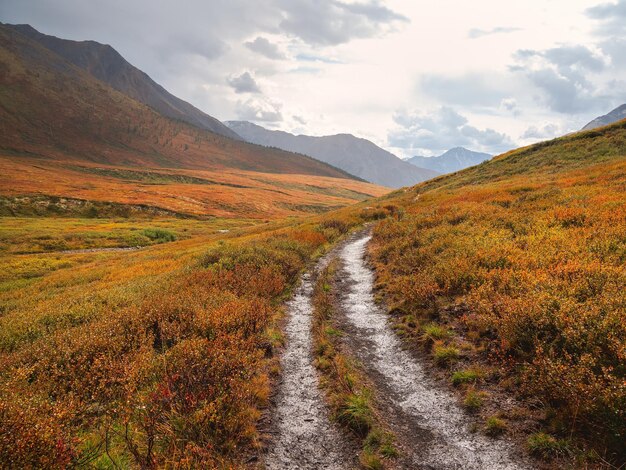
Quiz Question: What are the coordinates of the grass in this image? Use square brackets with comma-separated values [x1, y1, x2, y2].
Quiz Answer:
[484, 416, 507, 436]
[433, 344, 460, 366]
[451, 369, 481, 386]
[463, 389, 487, 411]
[527, 433, 572, 459]
[0, 216, 252, 254]
[422, 323, 452, 342]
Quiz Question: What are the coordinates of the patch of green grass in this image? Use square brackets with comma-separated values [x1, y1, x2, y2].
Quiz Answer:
[364, 429, 398, 459]
[433, 344, 460, 366]
[451, 369, 481, 386]
[140, 228, 177, 243]
[484, 416, 507, 436]
[359, 450, 384, 470]
[527, 432, 572, 459]
[463, 389, 487, 411]
[422, 322, 451, 341]
[338, 393, 374, 437]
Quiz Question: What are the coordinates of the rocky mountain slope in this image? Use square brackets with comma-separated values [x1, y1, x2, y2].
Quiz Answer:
[582, 104, 626, 131]
[226, 120, 439, 188]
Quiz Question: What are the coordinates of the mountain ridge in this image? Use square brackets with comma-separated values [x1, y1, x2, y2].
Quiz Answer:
[407, 147, 491, 174]
[5, 23, 241, 141]
[582, 104, 626, 131]
[226, 120, 439, 188]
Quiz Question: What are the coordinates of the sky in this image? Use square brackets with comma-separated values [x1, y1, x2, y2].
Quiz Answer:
[1, 0, 625, 157]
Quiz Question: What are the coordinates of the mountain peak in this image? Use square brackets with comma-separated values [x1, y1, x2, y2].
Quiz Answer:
[582, 104, 626, 131]
[226, 121, 438, 188]
[408, 147, 491, 174]
[7, 23, 241, 141]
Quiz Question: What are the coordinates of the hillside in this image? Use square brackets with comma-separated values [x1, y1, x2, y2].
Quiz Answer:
[367, 120, 626, 464]
[582, 103, 626, 130]
[0, 25, 385, 218]
[226, 120, 439, 188]
[5, 23, 241, 140]
[407, 147, 491, 174]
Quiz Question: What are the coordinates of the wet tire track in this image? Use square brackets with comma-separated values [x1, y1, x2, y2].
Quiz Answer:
[337, 232, 534, 470]
[264, 252, 357, 469]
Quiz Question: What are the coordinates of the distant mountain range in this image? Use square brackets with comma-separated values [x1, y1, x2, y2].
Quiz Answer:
[6, 23, 241, 141]
[407, 147, 491, 174]
[582, 104, 626, 131]
[226, 121, 439, 188]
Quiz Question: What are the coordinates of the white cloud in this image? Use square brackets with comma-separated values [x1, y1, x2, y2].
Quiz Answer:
[236, 97, 283, 122]
[388, 107, 516, 156]
[468, 26, 521, 39]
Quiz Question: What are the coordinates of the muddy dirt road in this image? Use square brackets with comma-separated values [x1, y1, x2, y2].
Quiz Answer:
[337, 232, 533, 469]
[264, 252, 357, 469]
[265, 230, 532, 469]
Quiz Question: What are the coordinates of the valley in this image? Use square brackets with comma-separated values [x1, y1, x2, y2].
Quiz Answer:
[0, 12, 624, 470]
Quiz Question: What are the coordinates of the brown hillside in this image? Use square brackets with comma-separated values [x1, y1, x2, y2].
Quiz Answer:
[0, 24, 360, 179]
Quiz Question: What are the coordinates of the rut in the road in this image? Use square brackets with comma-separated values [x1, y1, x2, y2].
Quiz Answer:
[337, 233, 534, 470]
[264, 253, 355, 470]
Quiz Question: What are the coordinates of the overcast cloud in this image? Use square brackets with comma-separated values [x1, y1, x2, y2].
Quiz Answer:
[1, 0, 624, 156]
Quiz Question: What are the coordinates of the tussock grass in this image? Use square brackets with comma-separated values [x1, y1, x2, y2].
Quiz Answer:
[451, 369, 482, 386]
[463, 389, 487, 411]
[527, 433, 572, 459]
[433, 343, 460, 366]
[484, 416, 507, 436]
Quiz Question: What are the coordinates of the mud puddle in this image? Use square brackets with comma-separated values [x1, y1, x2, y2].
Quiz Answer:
[336, 232, 534, 470]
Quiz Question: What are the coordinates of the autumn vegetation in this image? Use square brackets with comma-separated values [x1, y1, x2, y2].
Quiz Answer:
[369, 120, 626, 465]
[0, 202, 393, 468]
[1, 20, 625, 469]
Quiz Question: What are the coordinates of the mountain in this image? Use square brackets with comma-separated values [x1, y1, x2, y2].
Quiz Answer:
[582, 104, 626, 131]
[5, 23, 241, 141]
[0, 24, 386, 218]
[407, 147, 491, 174]
[226, 121, 439, 188]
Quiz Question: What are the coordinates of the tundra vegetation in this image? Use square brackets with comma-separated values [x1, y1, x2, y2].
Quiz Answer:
[0, 205, 390, 468]
[0, 115, 624, 467]
[369, 121, 626, 465]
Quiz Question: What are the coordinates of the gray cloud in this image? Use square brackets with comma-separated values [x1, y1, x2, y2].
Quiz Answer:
[468, 27, 521, 39]
[236, 98, 283, 122]
[277, 0, 409, 46]
[388, 107, 515, 156]
[586, 0, 626, 36]
[419, 73, 510, 107]
[511, 45, 609, 113]
[245, 36, 285, 59]
[228, 72, 261, 93]
[521, 123, 560, 140]
[598, 37, 626, 69]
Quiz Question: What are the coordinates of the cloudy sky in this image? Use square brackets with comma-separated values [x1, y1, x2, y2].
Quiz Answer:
[2, 0, 625, 157]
